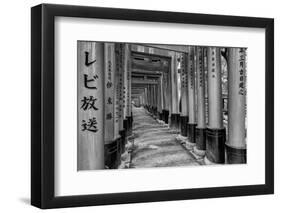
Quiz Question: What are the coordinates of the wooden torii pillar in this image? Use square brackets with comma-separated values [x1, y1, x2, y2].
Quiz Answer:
[115, 43, 126, 161]
[195, 47, 207, 154]
[167, 59, 173, 125]
[176, 52, 182, 130]
[153, 83, 157, 115]
[187, 46, 197, 143]
[144, 87, 148, 109]
[147, 84, 152, 112]
[170, 52, 180, 130]
[205, 47, 226, 164]
[145, 85, 149, 111]
[126, 45, 133, 136]
[226, 48, 247, 163]
[151, 84, 154, 112]
[180, 53, 189, 137]
[152, 84, 157, 116]
[122, 44, 129, 151]
[162, 72, 170, 124]
[113, 45, 122, 168]
[104, 43, 120, 168]
[77, 41, 105, 170]
[139, 93, 143, 106]
[157, 75, 164, 120]
[123, 44, 133, 138]
[148, 84, 152, 112]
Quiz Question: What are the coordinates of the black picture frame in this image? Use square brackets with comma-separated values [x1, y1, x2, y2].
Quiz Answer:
[31, 3, 274, 209]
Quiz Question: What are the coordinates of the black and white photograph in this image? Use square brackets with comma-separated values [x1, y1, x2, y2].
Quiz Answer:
[29, 3, 274, 209]
[77, 42, 247, 170]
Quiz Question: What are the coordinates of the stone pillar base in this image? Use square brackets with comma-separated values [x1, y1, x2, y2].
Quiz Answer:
[163, 110, 169, 124]
[170, 113, 176, 129]
[116, 137, 122, 166]
[187, 123, 197, 143]
[171, 113, 180, 130]
[104, 139, 119, 169]
[151, 107, 157, 116]
[158, 111, 164, 121]
[119, 129, 126, 154]
[123, 118, 128, 139]
[160, 110, 164, 121]
[166, 110, 170, 124]
[225, 144, 247, 164]
[148, 105, 152, 113]
[131, 112, 133, 130]
[195, 127, 206, 151]
[175, 113, 181, 130]
[180, 116, 188, 137]
[126, 116, 133, 136]
[206, 128, 226, 164]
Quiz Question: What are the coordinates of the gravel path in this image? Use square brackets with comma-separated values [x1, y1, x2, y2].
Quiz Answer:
[130, 106, 200, 168]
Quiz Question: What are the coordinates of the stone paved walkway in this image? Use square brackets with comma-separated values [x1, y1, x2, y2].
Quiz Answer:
[130, 106, 201, 168]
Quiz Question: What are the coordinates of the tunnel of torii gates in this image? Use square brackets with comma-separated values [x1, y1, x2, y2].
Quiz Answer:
[77, 42, 247, 170]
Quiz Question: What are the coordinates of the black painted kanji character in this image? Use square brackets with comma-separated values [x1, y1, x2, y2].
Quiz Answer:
[80, 96, 98, 110]
[84, 74, 98, 89]
[107, 97, 112, 105]
[84, 51, 96, 67]
[81, 120, 88, 132]
[81, 117, 98, 133]
[239, 82, 244, 89]
[106, 113, 112, 120]
[239, 89, 244, 95]
[106, 81, 112, 88]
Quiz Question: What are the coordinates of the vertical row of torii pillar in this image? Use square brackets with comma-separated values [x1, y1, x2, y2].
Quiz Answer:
[137, 45, 247, 165]
[78, 42, 133, 170]
[77, 41, 247, 171]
